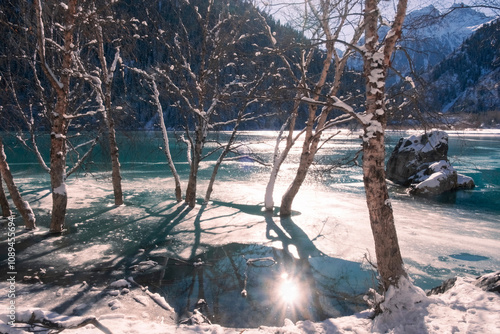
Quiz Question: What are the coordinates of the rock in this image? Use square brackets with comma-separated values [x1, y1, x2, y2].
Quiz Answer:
[387, 131, 449, 186]
[427, 277, 457, 296]
[474, 271, 500, 293]
[109, 279, 131, 289]
[457, 174, 476, 190]
[427, 271, 500, 296]
[408, 160, 458, 195]
[386, 131, 475, 195]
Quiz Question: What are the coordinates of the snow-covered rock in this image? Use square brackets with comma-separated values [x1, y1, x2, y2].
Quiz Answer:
[475, 271, 500, 294]
[108, 279, 130, 289]
[386, 131, 475, 195]
[387, 130, 449, 186]
[409, 160, 458, 195]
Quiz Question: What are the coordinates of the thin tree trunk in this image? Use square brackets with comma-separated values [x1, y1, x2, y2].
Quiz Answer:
[279, 131, 318, 216]
[280, 102, 327, 216]
[362, 0, 408, 291]
[96, 25, 123, 206]
[49, 97, 69, 233]
[204, 123, 240, 203]
[185, 128, 204, 208]
[105, 114, 123, 205]
[264, 99, 301, 211]
[0, 174, 12, 218]
[152, 80, 182, 202]
[0, 138, 36, 229]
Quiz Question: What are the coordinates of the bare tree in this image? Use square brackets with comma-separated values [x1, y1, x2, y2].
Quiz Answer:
[33, 0, 77, 232]
[126, 67, 183, 202]
[204, 76, 267, 203]
[31, 0, 104, 232]
[360, 0, 408, 291]
[72, 4, 127, 206]
[0, 137, 36, 229]
[95, 24, 124, 206]
[258, 0, 363, 215]
[155, 0, 274, 207]
[267, 0, 409, 292]
[0, 174, 12, 218]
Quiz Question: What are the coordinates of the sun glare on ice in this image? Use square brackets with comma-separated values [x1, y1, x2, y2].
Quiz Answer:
[279, 273, 300, 304]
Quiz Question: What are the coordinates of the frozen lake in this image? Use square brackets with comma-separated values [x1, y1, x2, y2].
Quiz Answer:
[1, 129, 499, 327]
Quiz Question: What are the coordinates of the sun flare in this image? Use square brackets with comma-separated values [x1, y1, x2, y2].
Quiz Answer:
[279, 273, 300, 304]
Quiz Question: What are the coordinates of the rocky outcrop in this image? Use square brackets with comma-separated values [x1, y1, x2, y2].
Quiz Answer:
[475, 271, 500, 293]
[386, 131, 475, 195]
[427, 271, 500, 296]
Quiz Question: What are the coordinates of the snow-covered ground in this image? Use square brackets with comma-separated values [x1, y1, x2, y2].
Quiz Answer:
[1, 274, 499, 333]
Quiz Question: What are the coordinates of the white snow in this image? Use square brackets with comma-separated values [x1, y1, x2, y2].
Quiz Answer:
[397, 131, 448, 153]
[52, 183, 67, 195]
[109, 279, 131, 289]
[1, 276, 498, 333]
[144, 290, 175, 312]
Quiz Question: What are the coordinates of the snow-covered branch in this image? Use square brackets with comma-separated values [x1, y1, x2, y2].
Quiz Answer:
[15, 309, 112, 334]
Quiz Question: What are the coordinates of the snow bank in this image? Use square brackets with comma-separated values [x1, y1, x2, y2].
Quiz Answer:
[1, 276, 498, 333]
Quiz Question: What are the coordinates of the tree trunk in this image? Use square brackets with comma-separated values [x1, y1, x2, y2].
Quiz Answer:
[279, 136, 317, 216]
[280, 103, 326, 216]
[152, 80, 182, 202]
[264, 99, 300, 211]
[106, 115, 123, 205]
[49, 97, 69, 233]
[96, 25, 124, 206]
[0, 138, 36, 229]
[0, 173, 12, 218]
[35, 0, 77, 233]
[185, 128, 204, 208]
[362, 0, 408, 291]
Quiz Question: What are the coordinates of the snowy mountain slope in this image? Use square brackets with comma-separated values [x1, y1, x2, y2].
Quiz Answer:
[395, 4, 493, 72]
[423, 17, 500, 114]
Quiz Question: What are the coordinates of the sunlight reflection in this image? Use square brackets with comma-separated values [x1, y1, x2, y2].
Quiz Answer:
[279, 273, 300, 304]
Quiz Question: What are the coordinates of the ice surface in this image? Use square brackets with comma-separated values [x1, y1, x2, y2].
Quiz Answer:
[0, 130, 498, 332]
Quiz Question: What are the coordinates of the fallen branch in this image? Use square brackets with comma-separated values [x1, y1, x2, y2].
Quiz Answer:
[15, 308, 112, 334]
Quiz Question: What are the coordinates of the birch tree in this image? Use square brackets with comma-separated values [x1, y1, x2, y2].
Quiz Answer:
[33, 0, 77, 232]
[203, 75, 267, 203]
[73, 3, 127, 206]
[0, 137, 36, 229]
[0, 174, 12, 218]
[31, 0, 101, 232]
[359, 0, 408, 291]
[156, 0, 274, 207]
[267, 0, 409, 293]
[94, 24, 124, 206]
[126, 68, 183, 202]
[259, 0, 363, 215]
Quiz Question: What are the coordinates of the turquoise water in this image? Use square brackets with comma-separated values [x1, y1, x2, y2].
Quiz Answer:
[3, 130, 499, 235]
[0, 131, 500, 282]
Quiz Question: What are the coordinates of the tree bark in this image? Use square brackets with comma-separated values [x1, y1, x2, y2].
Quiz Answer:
[362, 0, 408, 291]
[152, 80, 182, 202]
[105, 111, 123, 206]
[0, 173, 12, 218]
[96, 25, 124, 206]
[280, 101, 330, 216]
[185, 126, 204, 208]
[264, 99, 300, 211]
[34, 0, 77, 233]
[204, 112, 243, 203]
[0, 138, 36, 229]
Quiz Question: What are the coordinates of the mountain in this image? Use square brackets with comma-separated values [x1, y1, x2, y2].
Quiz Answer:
[396, 4, 493, 73]
[424, 18, 500, 114]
